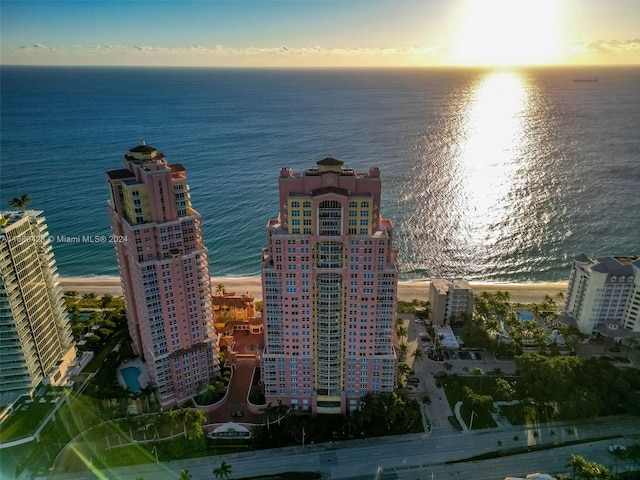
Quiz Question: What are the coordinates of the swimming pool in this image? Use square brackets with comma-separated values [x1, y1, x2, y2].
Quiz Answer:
[121, 366, 141, 392]
[518, 310, 534, 322]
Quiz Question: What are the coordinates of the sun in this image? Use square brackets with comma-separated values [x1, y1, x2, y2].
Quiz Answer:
[450, 0, 565, 66]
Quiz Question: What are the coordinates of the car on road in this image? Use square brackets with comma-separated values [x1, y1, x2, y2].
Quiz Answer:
[231, 410, 244, 418]
[469, 352, 477, 360]
[608, 444, 626, 455]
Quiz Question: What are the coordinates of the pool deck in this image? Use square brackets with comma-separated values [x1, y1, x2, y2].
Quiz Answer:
[117, 358, 150, 392]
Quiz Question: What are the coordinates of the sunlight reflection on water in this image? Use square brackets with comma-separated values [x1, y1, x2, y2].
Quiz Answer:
[398, 70, 562, 280]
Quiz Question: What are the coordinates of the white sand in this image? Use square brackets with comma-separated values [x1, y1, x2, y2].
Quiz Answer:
[59, 276, 566, 305]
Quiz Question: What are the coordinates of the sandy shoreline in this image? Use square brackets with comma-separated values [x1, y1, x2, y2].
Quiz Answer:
[59, 276, 567, 305]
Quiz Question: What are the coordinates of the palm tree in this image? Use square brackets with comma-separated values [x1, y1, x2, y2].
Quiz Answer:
[213, 461, 232, 480]
[397, 362, 411, 383]
[186, 408, 206, 442]
[216, 284, 226, 296]
[82, 292, 98, 301]
[274, 399, 289, 425]
[626, 443, 640, 471]
[8, 193, 32, 211]
[622, 334, 640, 359]
[398, 342, 409, 361]
[396, 325, 408, 340]
[422, 301, 431, 321]
[411, 348, 424, 362]
[260, 402, 275, 430]
[567, 453, 587, 480]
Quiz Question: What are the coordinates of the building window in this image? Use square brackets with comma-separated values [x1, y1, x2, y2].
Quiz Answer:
[318, 200, 342, 236]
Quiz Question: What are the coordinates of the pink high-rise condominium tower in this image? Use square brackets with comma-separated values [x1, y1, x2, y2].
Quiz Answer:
[261, 158, 398, 414]
[106, 144, 218, 407]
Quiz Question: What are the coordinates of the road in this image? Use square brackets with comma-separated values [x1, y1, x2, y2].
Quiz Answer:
[46, 416, 640, 480]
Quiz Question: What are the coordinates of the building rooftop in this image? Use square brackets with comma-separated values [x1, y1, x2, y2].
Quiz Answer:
[310, 186, 350, 197]
[0, 210, 44, 229]
[106, 169, 136, 180]
[317, 157, 344, 167]
[592, 256, 639, 275]
[129, 144, 157, 154]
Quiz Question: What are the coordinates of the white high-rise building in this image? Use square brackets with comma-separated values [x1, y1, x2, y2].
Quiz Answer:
[0, 210, 75, 406]
[564, 254, 640, 337]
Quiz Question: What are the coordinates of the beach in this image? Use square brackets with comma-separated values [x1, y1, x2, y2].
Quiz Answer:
[59, 276, 567, 305]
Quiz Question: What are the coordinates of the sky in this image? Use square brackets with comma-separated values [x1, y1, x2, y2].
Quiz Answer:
[1, 0, 638, 67]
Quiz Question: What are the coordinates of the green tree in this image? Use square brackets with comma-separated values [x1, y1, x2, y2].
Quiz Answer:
[398, 342, 409, 361]
[101, 293, 114, 309]
[396, 325, 408, 340]
[411, 348, 424, 362]
[179, 469, 192, 480]
[8, 193, 32, 210]
[621, 334, 640, 359]
[397, 362, 411, 383]
[626, 443, 640, 471]
[566, 453, 612, 480]
[185, 408, 206, 442]
[216, 284, 226, 295]
[213, 461, 232, 480]
[260, 402, 276, 429]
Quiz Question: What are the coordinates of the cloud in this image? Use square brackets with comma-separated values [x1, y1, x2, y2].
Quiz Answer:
[20, 43, 55, 51]
[574, 39, 640, 54]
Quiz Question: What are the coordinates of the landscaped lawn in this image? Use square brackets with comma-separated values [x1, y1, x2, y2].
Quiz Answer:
[441, 375, 516, 430]
[497, 402, 557, 426]
[84, 327, 127, 374]
[0, 395, 59, 443]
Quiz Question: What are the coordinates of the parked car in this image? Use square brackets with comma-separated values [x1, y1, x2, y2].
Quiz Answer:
[469, 352, 477, 360]
[407, 377, 420, 385]
[475, 352, 482, 360]
[435, 379, 442, 388]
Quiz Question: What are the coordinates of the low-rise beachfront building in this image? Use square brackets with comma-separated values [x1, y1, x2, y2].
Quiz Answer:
[563, 254, 640, 338]
[429, 278, 474, 325]
[0, 210, 75, 407]
[260, 158, 398, 414]
[106, 143, 219, 407]
[212, 291, 261, 333]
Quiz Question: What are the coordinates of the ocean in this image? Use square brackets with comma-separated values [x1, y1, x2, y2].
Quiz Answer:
[1, 66, 639, 282]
